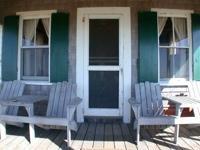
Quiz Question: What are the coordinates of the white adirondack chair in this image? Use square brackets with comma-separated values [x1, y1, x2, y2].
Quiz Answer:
[129, 82, 177, 145]
[0, 82, 81, 147]
[187, 81, 200, 127]
[0, 80, 25, 126]
[38, 81, 81, 131]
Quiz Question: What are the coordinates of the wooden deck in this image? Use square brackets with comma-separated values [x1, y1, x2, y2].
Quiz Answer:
[0, 123, 200, 150]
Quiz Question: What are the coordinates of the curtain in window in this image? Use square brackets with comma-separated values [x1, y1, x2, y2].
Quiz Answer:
[42, 18, 49, 38]
[23, 20, 38, 46]
[23, 20, 38, 76]
[174, 18, 188, 78]
[158, 17, 167, 36]
[174, 18, 187, 43]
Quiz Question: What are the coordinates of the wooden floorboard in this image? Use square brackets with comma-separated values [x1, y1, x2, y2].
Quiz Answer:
[93, 123, 104, 149]
[113, 123, 126, 149]
[120, 123, 137, 150]
[1, 123, 200, 149]
[82, 123, 96, 149]
[104, 123, 115, 149]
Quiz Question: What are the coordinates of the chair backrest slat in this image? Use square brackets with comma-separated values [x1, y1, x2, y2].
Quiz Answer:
[47, 82, 76, 118]
[144, 82, 153, 116]
[135, 82, 162, 117]
[0, 81, 25, 115]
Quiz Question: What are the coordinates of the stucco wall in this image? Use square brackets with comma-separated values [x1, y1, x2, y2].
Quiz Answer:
[1, 0, 200, 95]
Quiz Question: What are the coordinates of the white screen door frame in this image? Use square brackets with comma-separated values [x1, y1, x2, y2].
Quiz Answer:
[76, 7, 131, 123]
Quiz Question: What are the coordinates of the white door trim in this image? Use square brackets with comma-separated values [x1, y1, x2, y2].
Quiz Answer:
[76, 7, 131, 123]
[0, 25, 2, 82]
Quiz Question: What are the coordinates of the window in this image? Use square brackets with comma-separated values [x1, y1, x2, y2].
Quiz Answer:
[158, 15, 191, 81]
[20, 17, 50, 81]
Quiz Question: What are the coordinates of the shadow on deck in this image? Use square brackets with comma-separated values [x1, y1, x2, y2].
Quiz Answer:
[0, 121, 200, 150]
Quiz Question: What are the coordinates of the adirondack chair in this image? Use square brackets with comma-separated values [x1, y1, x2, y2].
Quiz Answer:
[0, 80, 25, 126]
[0, 82, 82, 147]
[129, 82, 178, 145]
[187, 81, 200, 127]
[37, 81, 81, 131]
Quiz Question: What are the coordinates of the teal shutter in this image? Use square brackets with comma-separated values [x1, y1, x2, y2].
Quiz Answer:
[50, 12, 69, 82]
[2, 16, 19, 81]
[138, 12, 158, 82]
[192, 14, 200, 80]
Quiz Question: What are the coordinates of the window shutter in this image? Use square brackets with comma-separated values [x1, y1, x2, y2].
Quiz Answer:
[138, 12, 158, 82]
[2, 16, 19, 81]
[50, 12, 69, 82]
[192, 14, 200, 81]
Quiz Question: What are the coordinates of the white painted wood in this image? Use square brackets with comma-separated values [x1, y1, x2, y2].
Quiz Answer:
[0, 25, 2, 82]
[156, 9, 193, 83]
[151, 8, 194, 17]
[76, 7, 131, 123]
[0, 82, 82, 147]
[16, 10, 57, 18]
[129, 82, 178, 145]
[17, 11, 52, 82]
[0, 121, 6, 140]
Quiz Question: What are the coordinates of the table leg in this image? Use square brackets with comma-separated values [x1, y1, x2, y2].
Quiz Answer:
[26, 105, 35, 143]
[175, 104, 182, 144]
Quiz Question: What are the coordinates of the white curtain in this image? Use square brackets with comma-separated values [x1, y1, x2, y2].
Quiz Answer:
[42, 18, 49, 38]
[23, 19, 38, 46]
[23, 19, 38, 76]
[174, 18, 188, 78]
[174, 18, 187, 43]
[158, 17, 167, 36]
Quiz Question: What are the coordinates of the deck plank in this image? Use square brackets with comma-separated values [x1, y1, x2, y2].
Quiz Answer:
[113, 123, 126, 149]
[104, 123, 115, 149]
[179, 126, 200, 150]
[141, 128, 160, 150]
[1, 123, 200, 150]
[82, 123, 96, 149]
[35, 130, 60, 149]
[71, 123, 88, 150]
[47, 131, 66, 150]
[26, 127, 51, 150]
[168, 126, 193, 150]
[120, 123, 137, 150]
[93, 123, 104, 149]
[147, 128, 171, 150]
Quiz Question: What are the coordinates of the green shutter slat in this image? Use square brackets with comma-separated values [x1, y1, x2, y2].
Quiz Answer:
[50, 12, 69, 82]
[138, 11, 158, 82]
[192, 14, 200, 81]
[2, 16, 19, 81]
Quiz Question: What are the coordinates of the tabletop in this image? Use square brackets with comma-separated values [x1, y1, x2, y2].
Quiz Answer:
[0, 95, 48, 107]
[163, 96, 200, 108]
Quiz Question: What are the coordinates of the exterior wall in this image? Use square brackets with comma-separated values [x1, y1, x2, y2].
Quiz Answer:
[1, 0, 200, 91]
[1, 0, 200, 116]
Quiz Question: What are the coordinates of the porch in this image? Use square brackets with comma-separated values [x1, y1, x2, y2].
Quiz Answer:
[0, 121, 199, 150]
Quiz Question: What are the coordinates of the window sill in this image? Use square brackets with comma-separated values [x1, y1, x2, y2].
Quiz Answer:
[21, 80, 52, 85]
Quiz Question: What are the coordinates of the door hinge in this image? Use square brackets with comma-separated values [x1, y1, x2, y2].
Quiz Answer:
[82, 17, 85, 22]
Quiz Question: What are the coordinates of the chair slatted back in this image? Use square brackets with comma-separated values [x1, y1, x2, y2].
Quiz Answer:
[188, 81, 200, 98]
[46, 82, 76, 118]
[188, 81, 200, 117]
[0, 81, 25, 115]
[135, 82, 163, 117]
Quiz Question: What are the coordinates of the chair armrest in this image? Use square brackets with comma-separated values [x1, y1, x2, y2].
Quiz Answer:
[67, 97, 82, 108]
[128, 97, 140, 106]
[128, 97, 141, 119]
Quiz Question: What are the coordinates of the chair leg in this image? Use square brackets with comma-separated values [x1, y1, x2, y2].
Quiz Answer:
[136, 124, 140, 145]
[29, 123, 35, 143]
[175, 125, 179, 144]
[67, 127, 71, 147]
[0, 121, 6, 140]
